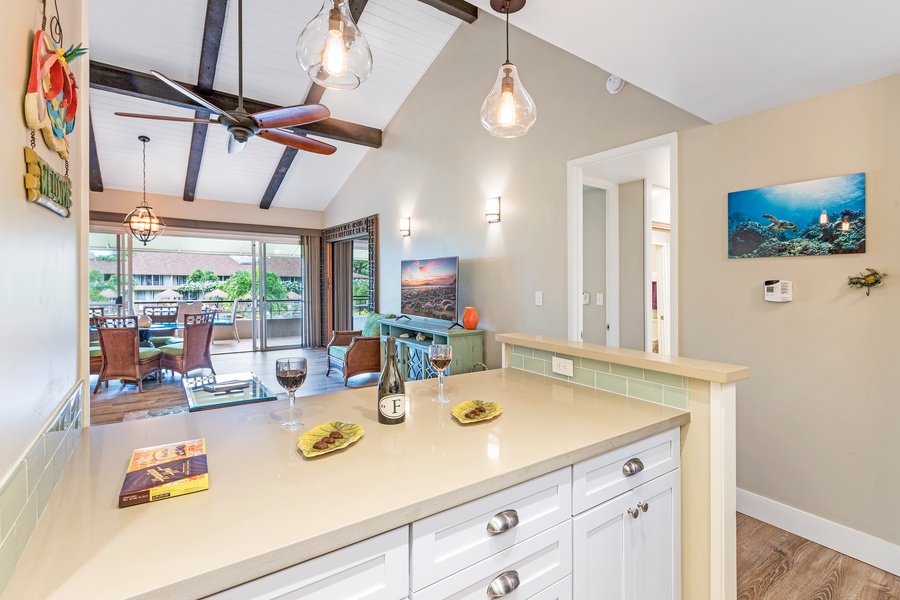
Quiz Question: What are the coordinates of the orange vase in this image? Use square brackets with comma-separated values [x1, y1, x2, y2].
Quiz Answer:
[462, 306, 479, 330]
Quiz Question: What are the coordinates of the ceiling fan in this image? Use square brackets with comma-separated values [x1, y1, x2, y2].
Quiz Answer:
[115, 0, 336, 156]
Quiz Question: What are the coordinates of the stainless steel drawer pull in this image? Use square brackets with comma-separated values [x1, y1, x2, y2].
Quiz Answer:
[486, 509, 520, 534]
[622, 458, 644, 476]
[638, 501, 649, 513]
[487, 571, 521, 597]
[627, 508, 640, 519]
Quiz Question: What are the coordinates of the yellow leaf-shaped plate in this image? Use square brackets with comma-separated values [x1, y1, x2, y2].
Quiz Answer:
[298, 421, 365, 457]
[452, 400, 503, 424]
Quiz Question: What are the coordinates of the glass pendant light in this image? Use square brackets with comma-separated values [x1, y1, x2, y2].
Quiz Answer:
[124, 136, 165, 246]
[480, 0, 536, 138]
[296, 0, 373, 90]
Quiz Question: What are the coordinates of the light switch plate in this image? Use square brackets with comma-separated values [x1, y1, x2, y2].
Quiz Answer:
[551, 357, 574, 377]
[596, 293, 603, 305]
[582, 293, 590, 305]
[535, 291, 543, 306]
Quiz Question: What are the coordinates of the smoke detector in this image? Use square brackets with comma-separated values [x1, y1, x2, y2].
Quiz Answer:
[606, 75, 625, 94]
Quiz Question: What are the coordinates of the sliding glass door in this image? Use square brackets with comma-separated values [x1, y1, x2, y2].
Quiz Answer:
[257, 242, 303, 350]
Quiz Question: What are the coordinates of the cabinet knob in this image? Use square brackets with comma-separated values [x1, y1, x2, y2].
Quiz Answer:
[638, 501, 649, 513]
[486, 509, 520, 534]
[622, 458, 644, 476]
[627, 508, 640, 519]
[487, 571, 521, 597]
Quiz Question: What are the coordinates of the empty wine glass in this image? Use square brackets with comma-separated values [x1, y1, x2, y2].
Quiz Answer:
[276, 357, 307, 430]
[429, 344, 452, 403]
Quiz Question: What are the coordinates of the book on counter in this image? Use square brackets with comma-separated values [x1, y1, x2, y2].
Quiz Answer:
[118, 438, 209, 508]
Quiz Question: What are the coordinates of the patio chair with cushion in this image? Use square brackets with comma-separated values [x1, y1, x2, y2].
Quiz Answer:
[93, 315, 163, 394]
[160, 310, 217, 379]
[326, 312, 395, 386]
[143, 304, 180, 346]
[213, 301, 240, 343]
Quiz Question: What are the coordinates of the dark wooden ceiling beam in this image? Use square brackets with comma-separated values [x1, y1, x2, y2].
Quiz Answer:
[184, 0, 229, 202]
[256, 0, 371, 209]
[416, 0, 478, 23]
[259, 147, 299, 210]
[90, 61, 383, 148]
[88, 111, 103, 192]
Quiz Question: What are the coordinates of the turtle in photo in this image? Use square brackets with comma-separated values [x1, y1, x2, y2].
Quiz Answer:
[762, 214, 799, 232]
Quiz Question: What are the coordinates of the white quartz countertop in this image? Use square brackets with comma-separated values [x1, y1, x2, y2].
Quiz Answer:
[3, 368, 689, 600]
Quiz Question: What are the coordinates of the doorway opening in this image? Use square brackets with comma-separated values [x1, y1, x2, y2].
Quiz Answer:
[567, 133, 678, 355]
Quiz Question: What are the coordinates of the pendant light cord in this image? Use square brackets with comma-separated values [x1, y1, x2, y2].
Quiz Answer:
[141, 139, 148, 207]
[505, 0, 510, 63]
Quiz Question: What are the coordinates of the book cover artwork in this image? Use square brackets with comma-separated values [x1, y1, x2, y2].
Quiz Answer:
[118, 438, 209, 508]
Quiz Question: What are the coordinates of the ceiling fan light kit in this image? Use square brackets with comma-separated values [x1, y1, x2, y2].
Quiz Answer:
[124, 135, 166, 246]
[481, 0, 536, 138]
[296, 0, 373, 91]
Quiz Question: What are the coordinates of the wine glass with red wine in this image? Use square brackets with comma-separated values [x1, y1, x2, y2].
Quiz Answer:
[429, 344, 452, 403]
[276, 357, 307, 431]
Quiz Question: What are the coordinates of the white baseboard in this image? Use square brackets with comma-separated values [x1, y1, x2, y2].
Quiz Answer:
[737, 488, 900, 576]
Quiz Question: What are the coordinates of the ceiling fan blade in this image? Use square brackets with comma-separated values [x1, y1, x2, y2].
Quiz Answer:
[227, 134, 247, 154]
[150, 70, 228, 117]
[251, 104, 331, 130]
[257, 129, 337, 155]
[114, 112, 220, 124]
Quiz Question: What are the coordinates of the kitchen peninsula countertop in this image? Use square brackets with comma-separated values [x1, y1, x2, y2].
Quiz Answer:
[2, 368, 689, 600]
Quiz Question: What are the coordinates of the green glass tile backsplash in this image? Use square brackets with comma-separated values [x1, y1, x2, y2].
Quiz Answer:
[510, 347, 690, 409]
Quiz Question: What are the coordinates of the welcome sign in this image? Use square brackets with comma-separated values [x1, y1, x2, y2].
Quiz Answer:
[24, 146, 71, 218]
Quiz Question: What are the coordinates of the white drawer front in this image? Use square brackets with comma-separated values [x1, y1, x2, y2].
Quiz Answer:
[572, 428, 679, 515]
[530, 575, 572, 600]
[411, 521, 572, 600]
[208, 527, 409, 600]
[411, 468, 571, 591]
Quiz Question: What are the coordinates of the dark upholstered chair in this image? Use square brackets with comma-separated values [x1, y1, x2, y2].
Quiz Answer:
[93, 315, 162, 393]
[326, 313, 394, 386]
[160, 311, 216, 379]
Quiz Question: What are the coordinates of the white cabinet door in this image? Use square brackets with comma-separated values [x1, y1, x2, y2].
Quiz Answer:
[208, 527, 409, 600]
[573, 470, 680, 600]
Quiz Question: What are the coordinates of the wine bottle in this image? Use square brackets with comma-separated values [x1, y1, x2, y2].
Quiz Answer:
[378, 337, 406, 425]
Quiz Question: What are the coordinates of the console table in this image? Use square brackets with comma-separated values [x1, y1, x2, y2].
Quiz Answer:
[379, 318, 484, 380]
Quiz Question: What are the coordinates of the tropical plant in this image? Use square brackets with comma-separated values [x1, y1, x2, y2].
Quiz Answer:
[178, 269, 220, 299]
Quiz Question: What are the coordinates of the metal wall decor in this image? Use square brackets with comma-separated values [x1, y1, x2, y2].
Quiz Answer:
[847, 268, 886, 296]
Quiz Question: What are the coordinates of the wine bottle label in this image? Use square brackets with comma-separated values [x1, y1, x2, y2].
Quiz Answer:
[379, 394, 406, 419]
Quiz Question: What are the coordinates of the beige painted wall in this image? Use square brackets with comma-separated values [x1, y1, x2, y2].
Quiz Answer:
[324, 13, 705, 367]
[0, 0, 87, 479]
[619, 179, 645, 350]
[680, 75, 900, 544]
[582, 186, 606, 344]
[90, 189, 324, 230]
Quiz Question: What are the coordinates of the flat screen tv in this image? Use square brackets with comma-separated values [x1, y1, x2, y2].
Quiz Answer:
[400, 257, 459, 322]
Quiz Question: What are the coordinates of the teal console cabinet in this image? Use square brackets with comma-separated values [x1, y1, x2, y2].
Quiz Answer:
[379, 318, 484, 381]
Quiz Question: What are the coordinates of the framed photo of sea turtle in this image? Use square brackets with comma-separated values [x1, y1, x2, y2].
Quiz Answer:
[727, 173, 866, 258]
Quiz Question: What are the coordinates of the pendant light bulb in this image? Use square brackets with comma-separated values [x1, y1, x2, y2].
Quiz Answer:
[480, 0, 536, 138]
[297, 0, 372, 90]
[481, 62, 536, 138]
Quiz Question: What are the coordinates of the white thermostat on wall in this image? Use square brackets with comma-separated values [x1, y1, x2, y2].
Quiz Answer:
[764, 279, 792, 302]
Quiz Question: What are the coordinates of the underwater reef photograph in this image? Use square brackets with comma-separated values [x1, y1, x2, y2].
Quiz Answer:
[727, 173, 866, 259]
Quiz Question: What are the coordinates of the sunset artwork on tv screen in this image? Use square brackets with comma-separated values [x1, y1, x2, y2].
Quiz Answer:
[400, 257, 459, 322]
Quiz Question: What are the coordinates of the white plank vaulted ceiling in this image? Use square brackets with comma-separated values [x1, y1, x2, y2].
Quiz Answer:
[89, 0, 460, 210]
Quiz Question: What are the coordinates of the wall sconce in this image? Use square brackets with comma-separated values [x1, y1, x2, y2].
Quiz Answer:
[486, 197, 501, 223]
[400, 217, 410, 237]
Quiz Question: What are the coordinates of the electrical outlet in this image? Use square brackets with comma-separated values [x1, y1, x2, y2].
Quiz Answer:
[535, 291, 543, 306]
[551, 357, 574, 377]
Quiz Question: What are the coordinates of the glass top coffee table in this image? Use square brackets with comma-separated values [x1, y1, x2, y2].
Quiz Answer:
[182, 372, 277, 412]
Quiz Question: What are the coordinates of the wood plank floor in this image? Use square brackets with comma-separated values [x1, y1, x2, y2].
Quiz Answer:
[90, 347, 378, 425]
[737, 513, 900, 599]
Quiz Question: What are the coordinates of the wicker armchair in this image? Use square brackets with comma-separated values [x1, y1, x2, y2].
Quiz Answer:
[160, 311, 217, 378]
[92, 315, 163, 393]
[325, 313, 394, 385]
[142, 304, 179, 324]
